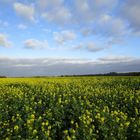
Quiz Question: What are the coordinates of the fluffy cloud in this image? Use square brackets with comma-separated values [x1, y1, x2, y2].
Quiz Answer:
[10, 0, 138, 34]
[121, 0, 140, 31]
[38, 0, 118, 25]
[73, 42, 104, 52]
[13, 2, 35, 21]
[74, 0, 118, 23]
[80, 14, 127, 41]
[0, 34, 11, 47]
[81, 28, 96, 37]
[39, 0, 72, 24]
[53, 30, 76, 44]
[0, 56, 140, 77]
[24, 39, 48, 49]
[74, 0, 94, 22]
[38, 0, 48, 10]
[42, 7, 72, 24]
[38, 0, 63, 11]
[97, 14, 127, 37]
[86, 42, 104, 52]
[78, 15, 128, 49]
[17, 24, 27, 30]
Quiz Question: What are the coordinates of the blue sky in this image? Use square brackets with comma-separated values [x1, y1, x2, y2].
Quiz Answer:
[0, 0, 140, 76]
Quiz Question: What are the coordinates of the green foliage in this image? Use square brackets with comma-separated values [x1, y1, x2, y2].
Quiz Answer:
[0, 77, 140, 139]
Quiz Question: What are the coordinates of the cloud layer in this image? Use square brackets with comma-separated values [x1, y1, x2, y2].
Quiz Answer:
[0, 56, 139, 77]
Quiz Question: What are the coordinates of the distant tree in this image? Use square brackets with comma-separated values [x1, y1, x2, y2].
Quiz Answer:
[107, 72, 118, 76]
[0, 76, 7, 78]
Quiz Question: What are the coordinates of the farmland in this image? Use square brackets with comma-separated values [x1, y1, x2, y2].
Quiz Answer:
[0, 77, 140, 139]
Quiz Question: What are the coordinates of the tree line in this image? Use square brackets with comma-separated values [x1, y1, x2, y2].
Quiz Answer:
[60, 72, 140, 77]
[0, 76, 7, 78]
[1, 72, 140, 78]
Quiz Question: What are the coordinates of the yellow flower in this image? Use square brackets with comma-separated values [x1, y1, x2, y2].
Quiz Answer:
[135, 108, 139, 115]
[46, 120, 49, 126]
[14, 125, 19, 131]
[70, 120, 74, 124]
[114, 111, 118, 115]
[38, 100, 42, 104]
[27, 120, 31, 124]
[125, 122, 130, 127]
[100, 117, 105, 123]
[33, 129, 37, 135]
[48, 126, 51, 130]
[69, 128, 75, 134]
[42, 122, 45, 126]
[116, 117, 120, 123]
[45, 130, 50, 137]
[31, 114, 35, 119]
[38, 116, 42, 120]
[96, 113, 100, 119]
[64, 130, 68, 134]
[89, 128, 93, 134]
[66, 136, 71, 140]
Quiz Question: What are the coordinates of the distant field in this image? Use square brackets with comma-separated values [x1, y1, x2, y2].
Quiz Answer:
[0, 77, 140, 139]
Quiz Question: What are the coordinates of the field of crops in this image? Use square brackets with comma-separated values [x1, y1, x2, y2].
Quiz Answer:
[0, 76, 140, 140]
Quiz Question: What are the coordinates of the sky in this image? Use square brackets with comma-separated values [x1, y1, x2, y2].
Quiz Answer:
[0, 0, 140, 76]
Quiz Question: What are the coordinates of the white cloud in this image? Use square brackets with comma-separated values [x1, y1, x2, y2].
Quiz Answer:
[0, 33, 11, 48]
[73, 42, 104, 52]
[38, 0, 48, 11]
[74, 0, 95, 23]
[74, 0, 118, 23]
[72, 43, 84, 50]
[17, 24, 27, 30]
[38, 0, 119, 26]
[13, 2, 35, 22]
[81, 28, 96, 37]
[38, 0, 63, 11]
[53, 30, 76, 44]
[80, 14, 128, 40]
[38, 0, 72, 24]
[42, 7, 72, 24]
[70, 0, 129, 47]
[121, 0, 140, 31]
[97, 14, 127, 37]
[108, 38, 123, 46]
[86, 42, 104, 52]
[24, 39, 48, 49]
